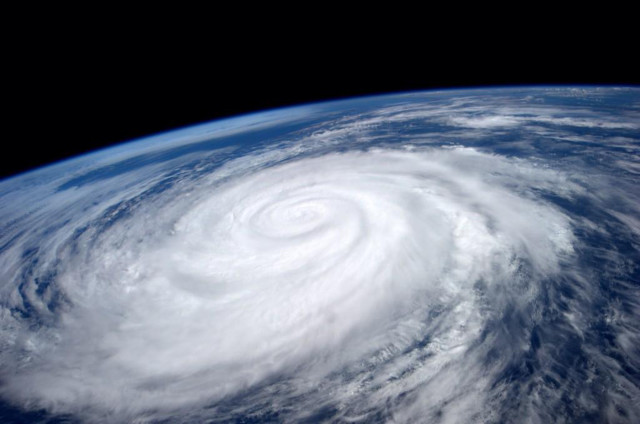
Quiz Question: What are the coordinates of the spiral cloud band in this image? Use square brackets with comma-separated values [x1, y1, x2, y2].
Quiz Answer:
[1, 88, 639, 423]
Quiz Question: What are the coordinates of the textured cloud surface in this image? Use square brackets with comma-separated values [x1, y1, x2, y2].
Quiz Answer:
[1, 88, 639, 423]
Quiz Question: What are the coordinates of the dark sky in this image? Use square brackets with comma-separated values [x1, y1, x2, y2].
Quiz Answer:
[4, 23, 638, 180]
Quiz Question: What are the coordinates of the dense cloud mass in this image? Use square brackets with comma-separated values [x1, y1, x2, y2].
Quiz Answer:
[0, 88, 639, 423]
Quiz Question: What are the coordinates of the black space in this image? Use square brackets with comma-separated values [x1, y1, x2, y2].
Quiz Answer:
[4, 22, 638, 180]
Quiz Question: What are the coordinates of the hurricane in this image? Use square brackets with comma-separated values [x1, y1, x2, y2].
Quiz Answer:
[1, 87, 639, 423]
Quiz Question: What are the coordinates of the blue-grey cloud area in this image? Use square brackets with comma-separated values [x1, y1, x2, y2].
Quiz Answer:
[0, 87, 639, 423]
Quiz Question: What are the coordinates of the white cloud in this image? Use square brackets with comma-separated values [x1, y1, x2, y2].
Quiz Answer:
[447, 115, 521, 128]
[0, 147, 583, 422]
